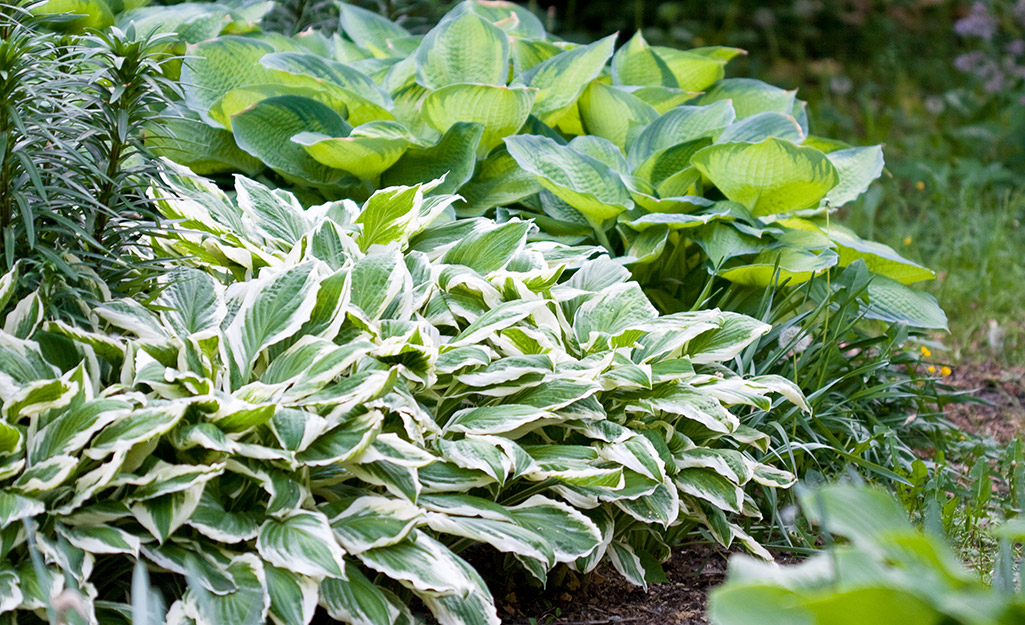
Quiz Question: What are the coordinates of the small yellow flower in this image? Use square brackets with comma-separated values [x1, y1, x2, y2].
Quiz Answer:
[916, 181, 925, 191]
[903, 236, 912, 245]
[920, 346, 932, 357]
[928, 365, 936, 374]
[941, 366, 952, 376]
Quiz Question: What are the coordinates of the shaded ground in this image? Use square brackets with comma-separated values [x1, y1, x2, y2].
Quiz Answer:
[943, 359, 1025, 445]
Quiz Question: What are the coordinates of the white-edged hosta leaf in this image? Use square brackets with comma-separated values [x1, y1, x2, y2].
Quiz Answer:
[57, 523, 141, 556]
[131, 484, 205, 543]
[573, 281, 658, 349]
[257, 510, 347, 580]
[0, 567, 21, 613]
[3, 292, 42, 339]
[442, 220, 531, 274]
[614, 478, 680, 526]
[350, 248, 410, 321]
[0, 263, 18, 314]
[685, 312, 770, 364]
[422, 84, 535, 156]
[749, 374, 810, 413]
[266, 565, 318, 625]
[675, 468, 744, 513]
[425, 511, 554, 567]
[692, 138, 839, 216]
[328, 495, 423, 554]
[86, 401, 187, 458]
[225, 263, 320, 379]
[444, 404, 554, 436]
[644, 384, 739, 434]
[507, 495, 602, 562]
[320, 562, 407, 625]
[188, 489, 261, 544]
[447, 299, 546, 348]
[357, 529, 477, 596]
[184, 553, 269, 625]
[608, 540, 647, 588]
[44, 319, 124, 364]
[14, 455, 77, 493]
[420, 589, 500, 625]
[505, 134, 633, 227]
[749, 462, 797, 489]
[0, 491, 44, 528]
[235, 176, 311, 248]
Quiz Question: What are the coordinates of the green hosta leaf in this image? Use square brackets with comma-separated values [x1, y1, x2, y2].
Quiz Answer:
[692, 138, 840, 216]
[628, 101, 735, 170]
[265, 565, 318, 625]
[357, 529, 478, 596]
[181, 36, 277, 127]
[224, 263, 320, 379]
[824, 145, 885, 208]
[216, 84, 352, 132]
[519, 34, 617, 121]
[382, 122, 484, 194]
[295, 121, 412, 180]
[578, 81, 658, 149]
[505, 134, 633, 228]
[864, 276, 948, 330]
[339, 4, 409, 57]
[148, 106, 266, 176]
[184, 554, 270, 625]
[697, 78, 797, 119]
[231, 96, 352, 186]
[257, 510, 347, 579]
[0, 491, 44, 528]
[422, 84, 535, 156]
[716, 112, 805, 145]
[442, 220, 531, 274]
[415, 9, 510, 89]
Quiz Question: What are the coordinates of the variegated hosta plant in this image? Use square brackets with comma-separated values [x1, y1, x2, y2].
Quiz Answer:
[0, 164, 806, 625]
[138, 0, 944, 329]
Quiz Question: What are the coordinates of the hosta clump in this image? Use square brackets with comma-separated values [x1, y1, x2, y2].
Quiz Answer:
[0, 166, 805, 624]
[141, 0, 945, 331]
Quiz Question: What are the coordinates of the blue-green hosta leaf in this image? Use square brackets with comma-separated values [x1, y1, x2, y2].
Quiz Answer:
[415, 9, 510, 89]
[257, 510, 347, 579]
[231, 96, 352, 186]
[28, 0, 110, 32]
[131, 485, 205, 543]
[611, 31, 676, 87]
[234, 176, 310, 249]
[422, 84, 535, 156]
[718, 247, 839, 286]
[864, 276, 948, 330]
[458, 148, 542, 215]
[505, 134, 633, 227]
[628, 101, 736, 170]
[697, 78, 797, 119]
[148, 105, 266, 176]
[357, 529, 479, 596]
[181, 36, 277, 127]
[715, 112, 805, 145]
[265, 565, 318, 625]
[224, 263, 321, 379]
[578, 81, 658, 149]
[184, 554, 270, 625]
[676, 468, 744, 513]
[0, 491, 44, 528]
[295, 121, 413, 180]
[442, 220, 531, 274]
[518, 34, 617, 122]
[824, 145, 885, 208]
[382, 122, 484, 194]
[328, 495, 423, 554]
[321, 562, 409, 625]
[692, 138, 840, 216]
[339, 4, 409, 58]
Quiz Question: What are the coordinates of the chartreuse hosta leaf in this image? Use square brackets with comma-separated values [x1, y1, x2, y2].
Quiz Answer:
[294, 121, 414, 180]
[415, 8, 510, 89]
[692, 138, 840, 216]
[577, 81, 658, 149]
[612, 31, 736, 92]
[339, 4, 410, 58]
[422, 84, 535, 156]
[517, 34, 618, 123]
[181, 36, 279, 128]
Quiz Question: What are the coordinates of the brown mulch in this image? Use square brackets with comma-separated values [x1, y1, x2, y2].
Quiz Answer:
[943, 359, 1025, 445]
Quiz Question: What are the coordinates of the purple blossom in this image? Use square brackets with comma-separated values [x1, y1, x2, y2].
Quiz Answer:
[955, 2, 998, 41]
[1015, 0, 1025, 27]
[954, 50, 988, 73]
[1006, 39, 1025, 56]
[984, 72, 1006, 93]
